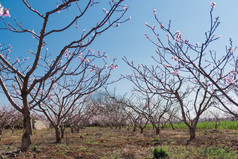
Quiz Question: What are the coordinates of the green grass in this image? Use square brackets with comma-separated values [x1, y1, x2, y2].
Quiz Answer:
[158, 120, 238, 130]
[199, 145, 237, 159]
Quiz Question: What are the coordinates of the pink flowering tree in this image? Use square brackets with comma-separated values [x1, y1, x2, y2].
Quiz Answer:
[70, 101, 98, 133]
[122, 3, 223, 140]
[123, 55, 216, 140]
[105, 88, 173, 135]
[0, 105, 22, 140]
[0, 0, 129, 152]
[37, 63, 115, 143]
[143, 2, 238, 117]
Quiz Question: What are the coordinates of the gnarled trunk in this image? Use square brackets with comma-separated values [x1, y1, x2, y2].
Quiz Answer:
[55, 126, 61, 143]
[71, 127, 74, 133]
[133, 126, 136, 132]
[20, 108, 32, 152]
[140, 127, 144, 134]
[189, 127, 196, 140]
[10, 126, 15, 134]
[60, 126, 65, 139]
[0, 128, 3, 141]
[170, 122, 175, 130]
[155, 127, 160, 135]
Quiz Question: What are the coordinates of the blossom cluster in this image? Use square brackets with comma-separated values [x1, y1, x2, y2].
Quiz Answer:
[0, 3, 10, 17]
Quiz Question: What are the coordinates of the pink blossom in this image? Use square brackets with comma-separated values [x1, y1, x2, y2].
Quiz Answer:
[111, 65, 115, 69]
[84, 58, 90, 63]
[211, 2, 216, 8]
[165, 64, 171, 68]
[105, 65, 108, 69]
[129, 16, 131, 20]
[105, 54, 109, 58]
[145, 22, 149, 26]
[167, 35, 170, 41]
[176, 31, 182, 39]
[229, 78, 234, 84]
[229, 46, 234, 53]
[78, 56, 83, 60]
[98, 51, 100, 56]
[0, 8, 10, 17]
[171, 70, 178, 75]
[123, 5, 127, 10]
[218, 35, 221, 39]
[196, 43, 199, 47]
[172, 56, 177, 61]
[152, 25, 156, 30]
[175, 38, 179, 43]
[105, 11, 109, 15]
[153, 9, 157, 15]
[91, 49, 94, 53]
[110, 63, 115, 69]
[57, 1, 61, 13]
[224, 78, 227, 85]
[159, 24, 163, 29]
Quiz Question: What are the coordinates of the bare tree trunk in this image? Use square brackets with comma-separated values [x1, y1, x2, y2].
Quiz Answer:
[170, 122, 175, 130]
[155, 127, 160, 135]
[215, 122, 218, 129]
[55, 126, 61, 143]
[133, 126, 136, 132]
[60, 126, 64, 139]
[10, 126, 15, 134]
[140, 127, 144, 134]
[20, 106, 32, 152]
[189, 127, 196, 140]
[76, 127, 80, 133]
[0, 128, 3, 141]
[71, 127, 74, 133]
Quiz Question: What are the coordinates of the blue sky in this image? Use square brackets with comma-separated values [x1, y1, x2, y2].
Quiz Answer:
[1, 0, 238, 104]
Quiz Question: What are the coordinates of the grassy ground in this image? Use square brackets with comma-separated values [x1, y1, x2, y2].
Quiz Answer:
[0, 127, 237, 158]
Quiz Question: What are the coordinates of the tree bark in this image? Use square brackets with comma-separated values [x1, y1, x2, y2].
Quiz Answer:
[20, 107, 32, 152]
[133, 126, 136, 132]
[60, 126, 64, 139]
[140, 127, 144, 134]
[10, 126, 15, 134]
[55, 126, 61, 143]
[71, 127, 74, 133]
[155, 127, 160, 135]
[0, 128, 3, 141]
[170, 122, 175, 130]
[189, 127, 196, 140]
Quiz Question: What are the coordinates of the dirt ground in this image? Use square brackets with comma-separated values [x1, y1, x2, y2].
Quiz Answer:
[0, 127, 237, 158]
